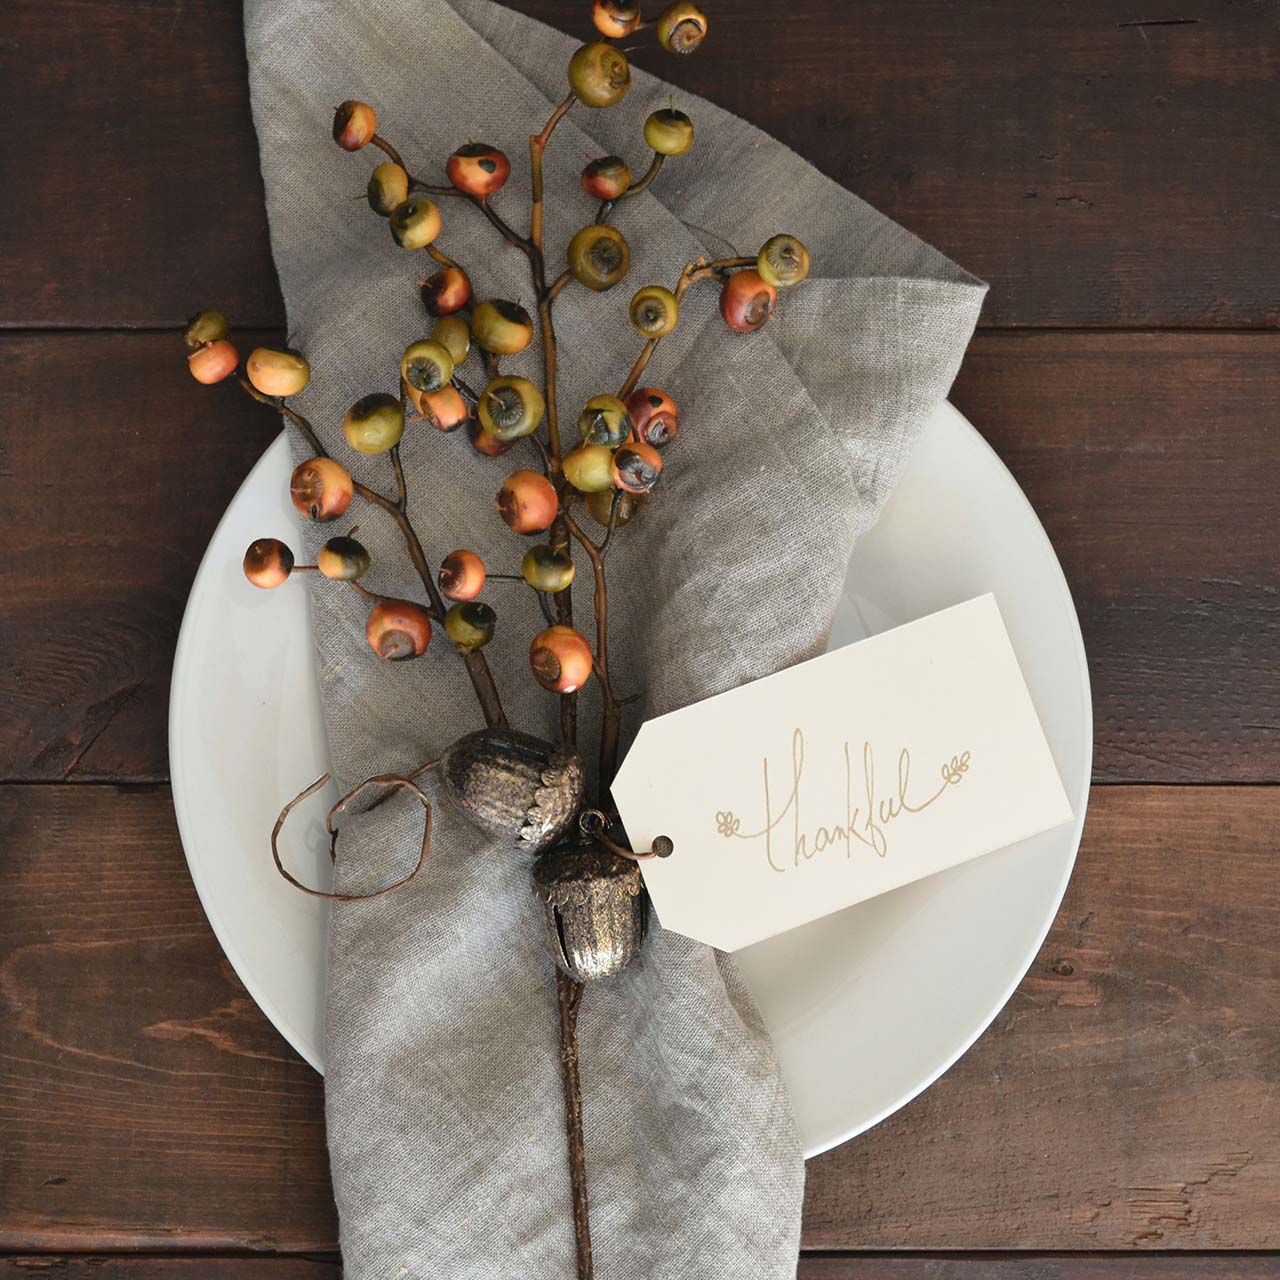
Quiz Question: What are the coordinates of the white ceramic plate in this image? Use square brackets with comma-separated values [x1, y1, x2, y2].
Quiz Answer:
[170, 401, 1091, 1158]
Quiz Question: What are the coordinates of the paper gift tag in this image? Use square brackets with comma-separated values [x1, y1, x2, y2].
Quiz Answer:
[612, 594, 1073, 951]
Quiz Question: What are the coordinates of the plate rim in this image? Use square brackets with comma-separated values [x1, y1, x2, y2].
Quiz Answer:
[170, 437, 327, 1073]
[799, 400, 1092, 1157]
[170, 401, 1093, 1154]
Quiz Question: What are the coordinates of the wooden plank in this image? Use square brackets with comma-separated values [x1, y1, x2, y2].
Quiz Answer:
[803, 786, 1280, 1250]
[949, 331, 1280, 784]
[800, 1259, 1280, 1279]
[0, 332, 279, 783]
[0, 785, 335, 1252]
[2, 1259, 1278, 1280]
[0, 1265, 339, 1280]
[2, 0, 1277, 329]
[1, 784, 1276, 1250]
[2, 330, 1276, 783]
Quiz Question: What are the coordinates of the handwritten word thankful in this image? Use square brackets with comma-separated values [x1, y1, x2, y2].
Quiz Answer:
[715, 729, 970, 873]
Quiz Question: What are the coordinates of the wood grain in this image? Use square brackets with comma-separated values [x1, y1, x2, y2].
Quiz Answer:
[803, 786, 1280, 1251]
[2, 0, 1277, 329]
[0, 1266, 339, 1280]
[0, 332, 279, 783]
[2, 784, 1275, 1251]
[800, 1259, 1280, 1279]
[3, 1258, 1279, 1280]
[0, 785, 334, 1252]
[950, 331, 1280, 784]
[2, 330, 1275, 784]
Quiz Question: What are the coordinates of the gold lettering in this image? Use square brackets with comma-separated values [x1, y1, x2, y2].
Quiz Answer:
[716, 731, 970, 873]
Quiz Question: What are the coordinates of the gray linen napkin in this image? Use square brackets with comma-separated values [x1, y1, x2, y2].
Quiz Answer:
[244, 1, 985, 1275]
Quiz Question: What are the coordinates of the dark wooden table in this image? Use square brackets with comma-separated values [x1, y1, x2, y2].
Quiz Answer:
[3, 1, 1277, 1276]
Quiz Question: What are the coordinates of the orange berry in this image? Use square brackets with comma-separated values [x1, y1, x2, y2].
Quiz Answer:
[439, 549, 486, 601]
[719, 269, 776, 333]
[446, 143, 512, 198]
[497, 469, 558, 533]
[592, 0, 640, 38]
[246, 347, 311, 397]
[365, 599, 432, 661]
[581, 156, 632, 201]
[626, 387, 679, 447]
[243, 537, 294, 589]
[187, 339, 238, 384]
[612, 439, 663, 494]
[416, 384, 469, 432]
[530, 625, 594, 693]
[468, 418, 515, 457]
[290, 457, 354, 521]
[333, 100, 377, 150]
[420, 266, 471, 317]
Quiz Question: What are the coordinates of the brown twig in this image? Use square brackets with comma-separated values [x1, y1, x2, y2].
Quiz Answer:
[562, 504, 622, 792]
[389, 444, 408, 511]
[237, 377, 507, 729]
[370, 134, 407, 170]
[475, 195, 531, 252]
[426, 243, 461, 270]
[369, 102, 611, 1280]
[548, 268, 573, 303]
[556, 968, 592, 1280]
[529, 93, 579, 749]
[271, 771, 434, 900]
[618, 256, 756, 398]
[527, 91, 600, 1280]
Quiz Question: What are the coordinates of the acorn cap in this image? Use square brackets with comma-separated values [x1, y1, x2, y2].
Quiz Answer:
[442, 727, 584, 854]
[532, 841, 647, 982]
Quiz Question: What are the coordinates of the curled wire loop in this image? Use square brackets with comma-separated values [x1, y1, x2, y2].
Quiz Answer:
[577, 808, 674, 861]
[271, 767, 437, 901]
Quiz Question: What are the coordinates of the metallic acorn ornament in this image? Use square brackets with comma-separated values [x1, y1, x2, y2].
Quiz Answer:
[532, 841, 647, 982]
[442, 727, 585, 854]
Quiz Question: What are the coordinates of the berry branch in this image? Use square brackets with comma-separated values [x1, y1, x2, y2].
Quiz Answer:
[180, 5, 817, 1277]
[236, 373, 507, 727]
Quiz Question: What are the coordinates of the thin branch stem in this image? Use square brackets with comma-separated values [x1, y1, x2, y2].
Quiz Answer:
[618, 256, 756, 398]
[426, 243, 460, 270]
[408, 178, 470, 198]
[389, 444, 408, 511]
[556, 969, 592, 1280]
[529, 92, 579, 748]
[524, 91, 598, 1280]
[548, 269, 573, 302]
[475, 196, 531, 252]
[562, 505, 622, 792]
[598, 491, 623, 558]
[370, 134, 406, 170]
[364, 108, 601, 1280]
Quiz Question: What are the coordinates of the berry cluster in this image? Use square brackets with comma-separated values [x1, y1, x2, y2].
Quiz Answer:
[185, 0, 808, 772]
